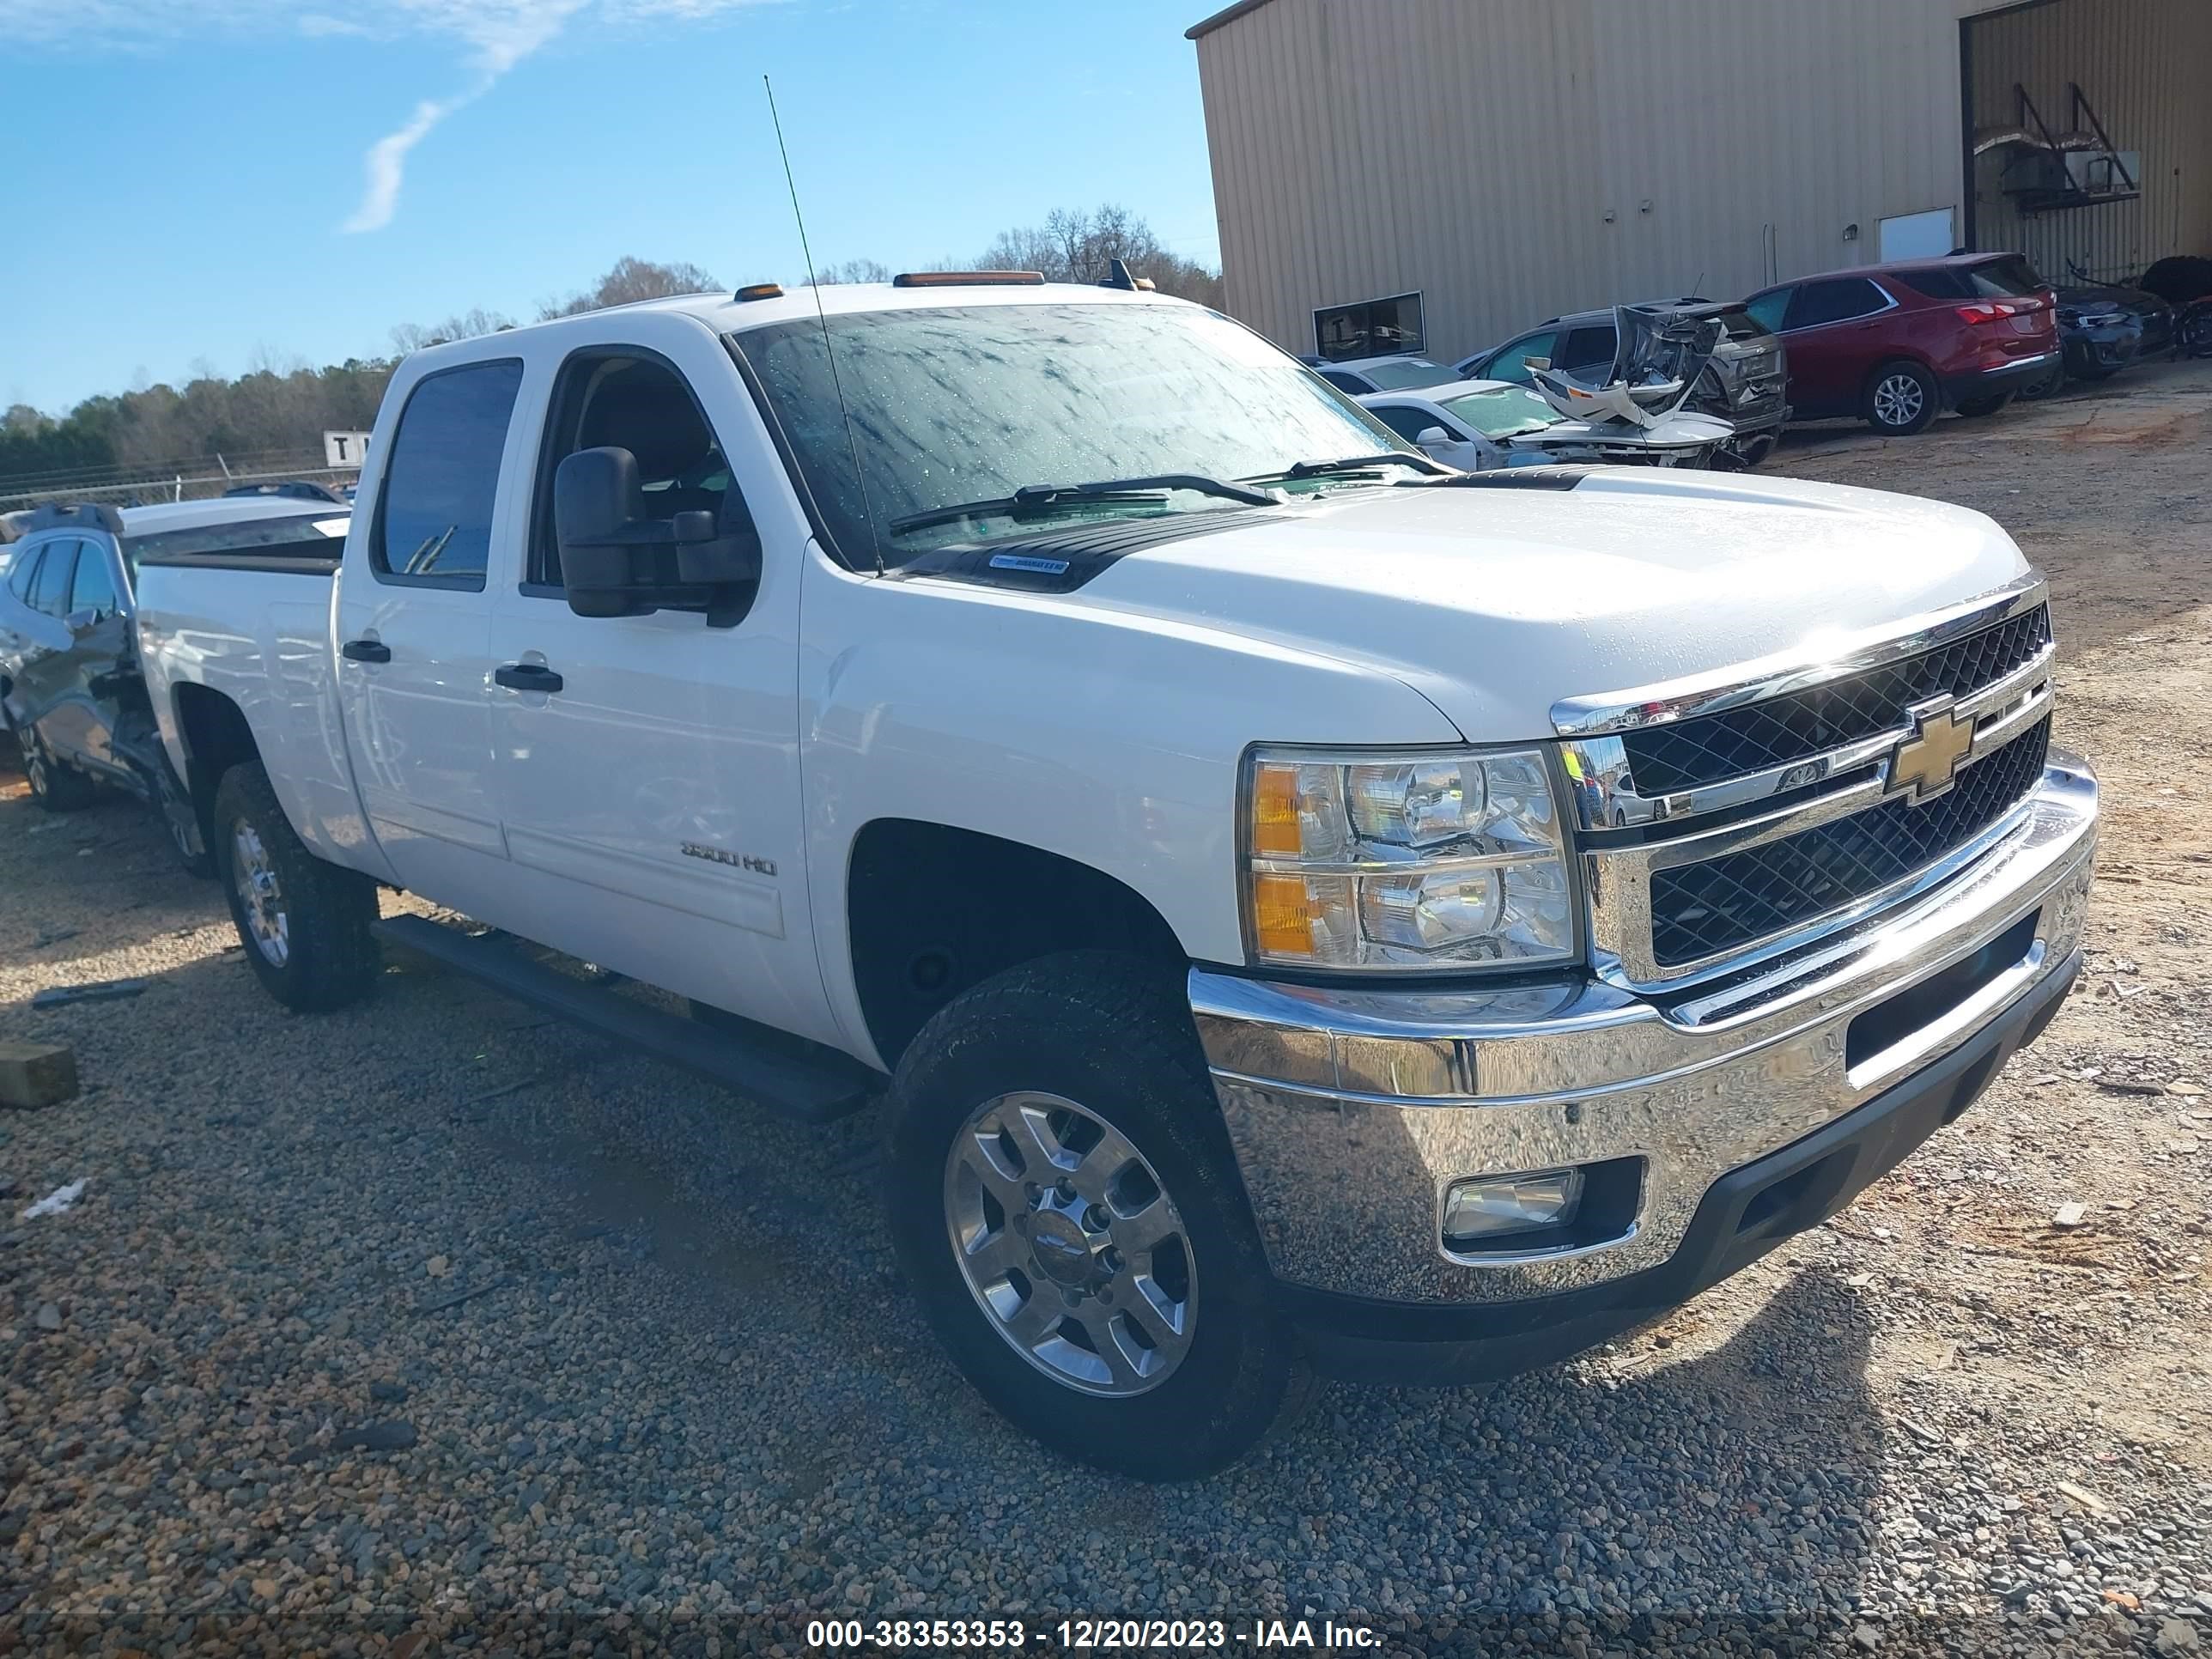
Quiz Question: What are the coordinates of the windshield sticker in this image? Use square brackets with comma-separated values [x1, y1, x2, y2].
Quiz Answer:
[988, 554, 1072, 575]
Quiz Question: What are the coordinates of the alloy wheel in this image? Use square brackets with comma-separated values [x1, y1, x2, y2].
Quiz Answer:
[230, 817, 290, 967]
[943, 1091, 1196, 1397]
[1872, 373, 1925, 429]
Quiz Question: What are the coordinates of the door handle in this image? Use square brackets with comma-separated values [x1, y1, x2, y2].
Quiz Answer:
[495, 662, 564, 694]
[341, 639, 391, 663]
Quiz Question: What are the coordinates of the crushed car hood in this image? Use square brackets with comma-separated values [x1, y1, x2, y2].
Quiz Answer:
[1082, 471, 2033, 741]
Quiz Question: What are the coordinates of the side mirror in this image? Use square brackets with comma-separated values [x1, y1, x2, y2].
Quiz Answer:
[64, 606, 99, 634]
[1415, 426, 1454, 449]
[1523, 356, 1553, 372]
[554, 447, 762, 625]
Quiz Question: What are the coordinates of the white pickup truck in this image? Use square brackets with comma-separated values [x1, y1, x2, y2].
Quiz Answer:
[135, 275, 2097, 1480]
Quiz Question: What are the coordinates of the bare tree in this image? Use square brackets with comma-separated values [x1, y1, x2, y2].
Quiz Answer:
[977, 205, 1224, 307]
[390, 308, 516, 354]
[814, 258, 891, 285]
[538, 257, 722, 319]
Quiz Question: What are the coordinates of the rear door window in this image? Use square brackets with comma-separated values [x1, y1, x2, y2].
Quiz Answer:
[29, 540, 81, 616]
[1559, 325, 1618, 372]
[372, 360, 524, 588]
[69, 546, 118, 618]
[1480, 331, 1558, 383]
[1782, 278, 1887, 331]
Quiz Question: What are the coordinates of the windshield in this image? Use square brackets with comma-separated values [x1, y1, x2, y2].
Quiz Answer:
[1439, 385, 1561, 439]
[1356, 359, 1455, 391]
[121, 511, 349, 574]
[733, 302, 1403, 566]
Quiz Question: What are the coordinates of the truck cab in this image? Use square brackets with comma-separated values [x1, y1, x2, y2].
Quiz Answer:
[134, 276, 2097, 1479]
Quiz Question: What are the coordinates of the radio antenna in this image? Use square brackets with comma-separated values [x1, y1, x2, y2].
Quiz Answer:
[764, 74, 884, 575]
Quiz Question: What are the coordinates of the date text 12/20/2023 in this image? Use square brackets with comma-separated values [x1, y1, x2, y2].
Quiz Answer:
[805, 1618, 1383, 1650]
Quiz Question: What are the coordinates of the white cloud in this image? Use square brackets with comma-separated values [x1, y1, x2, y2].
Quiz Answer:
[3, 0, 778, 231]
[341, 95, 464, 234]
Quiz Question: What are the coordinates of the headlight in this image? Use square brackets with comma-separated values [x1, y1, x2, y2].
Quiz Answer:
[1242, 746, 1576, 971]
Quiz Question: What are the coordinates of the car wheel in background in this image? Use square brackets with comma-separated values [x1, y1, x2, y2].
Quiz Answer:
[153, 746, 216, 878]
[2018, 360, 2066, 402]
[19, 723, 100, 812]
[1863, 361, 1940, 435]
[1954, 392, 2014, 418]
[212, 760, 380, 1012]
[884, 951, 1312, 1480]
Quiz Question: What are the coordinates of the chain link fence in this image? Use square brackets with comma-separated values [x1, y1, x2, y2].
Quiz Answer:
[0, 448, 360, 515]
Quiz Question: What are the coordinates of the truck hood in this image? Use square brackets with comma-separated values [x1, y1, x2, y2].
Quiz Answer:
[1083, 470, 2033, 741]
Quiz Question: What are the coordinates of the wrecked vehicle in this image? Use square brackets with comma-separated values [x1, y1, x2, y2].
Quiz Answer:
[1516, 306, 1736, 464]
[1358, 378, 1730, 469]
[0, 497, 349, 869]
[133, 276, 2095, 1479]
[1457, 299, 1787, 468]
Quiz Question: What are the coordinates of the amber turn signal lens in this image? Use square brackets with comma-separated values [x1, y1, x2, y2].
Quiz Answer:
[1250, 764, 1304, 859]
[1250, 873, 1316, 957]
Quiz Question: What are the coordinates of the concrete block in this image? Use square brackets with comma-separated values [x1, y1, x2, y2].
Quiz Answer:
[0, 1042, 79, 1109]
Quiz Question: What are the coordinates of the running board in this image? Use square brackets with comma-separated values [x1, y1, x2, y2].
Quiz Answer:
[374, 915, 880, 1123]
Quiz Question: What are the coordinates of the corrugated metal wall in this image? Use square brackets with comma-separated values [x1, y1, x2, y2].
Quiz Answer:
[1968, 0, 2212, 283]
[1194, 0, 1970, 362]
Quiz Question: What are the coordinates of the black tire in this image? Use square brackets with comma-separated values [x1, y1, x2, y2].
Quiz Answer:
[2018, 360, 2066, 402]
[212, 760, 380, 1012]
[19, 722, 100, 812]
[1862, 360, 1940, 435]
[2068, 356, 2121, 384]
[152, 746, 215, 878]
[1954, 392, 2014, 418]
[884, 951, 1308, 1480]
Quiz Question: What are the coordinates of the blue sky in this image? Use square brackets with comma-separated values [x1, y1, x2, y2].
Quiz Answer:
[0, 0, 1224, 416]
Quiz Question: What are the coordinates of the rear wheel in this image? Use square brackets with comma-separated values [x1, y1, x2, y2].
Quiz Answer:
[19, 723, 99, 812]
[1954, 392, 2014, 417]
[2018, 360, 2066, 402]
[884, 952, 1309, 1480]
[213, 761, 380, 1012]
[1863, 361, 1939, 435]
[153, 747, 215, 878]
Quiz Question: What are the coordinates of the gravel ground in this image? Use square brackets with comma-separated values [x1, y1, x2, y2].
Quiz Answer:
[4, 365, 2212, 1658]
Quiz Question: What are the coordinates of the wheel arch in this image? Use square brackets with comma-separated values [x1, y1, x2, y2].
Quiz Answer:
[844, 817, 1190, 1073]
[171, 681, 264, 851]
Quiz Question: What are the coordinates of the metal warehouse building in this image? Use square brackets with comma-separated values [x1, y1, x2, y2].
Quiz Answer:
[1188, 0, 2212, 366]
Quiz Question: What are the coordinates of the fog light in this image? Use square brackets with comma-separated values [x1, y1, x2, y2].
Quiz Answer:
[1443, 1169, 1585, 1243]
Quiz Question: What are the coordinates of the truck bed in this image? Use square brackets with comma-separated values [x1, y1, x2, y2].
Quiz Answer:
[132, 556, 382, 878]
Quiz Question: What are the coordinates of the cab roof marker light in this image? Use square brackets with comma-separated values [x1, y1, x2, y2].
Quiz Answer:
[891, 270, 1047, 288]
[734, 283, 786, 301]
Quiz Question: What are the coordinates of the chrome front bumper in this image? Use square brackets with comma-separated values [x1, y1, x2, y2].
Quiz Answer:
[1191, 754, 2097, 1305]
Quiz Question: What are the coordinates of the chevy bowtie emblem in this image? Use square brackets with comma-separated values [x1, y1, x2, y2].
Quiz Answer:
[1887, 698, 1975, 802]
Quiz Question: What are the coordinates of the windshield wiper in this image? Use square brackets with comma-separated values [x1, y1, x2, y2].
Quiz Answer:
[890, 473, 1276, 536]
[1245, 452, 1447, 483]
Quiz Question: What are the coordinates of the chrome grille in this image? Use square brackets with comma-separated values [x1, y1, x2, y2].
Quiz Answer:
[1649, 718, 2049, 969]
[1621, 605, 2051, 795]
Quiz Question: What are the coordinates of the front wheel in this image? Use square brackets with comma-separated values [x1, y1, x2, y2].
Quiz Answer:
[1863, 361, 1940, 435]
[884, 952, 1309, 1480]
[213, 760, 380, 1012]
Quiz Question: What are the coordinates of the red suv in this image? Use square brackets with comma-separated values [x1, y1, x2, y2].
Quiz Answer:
[1744, 253, 2059, 436]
